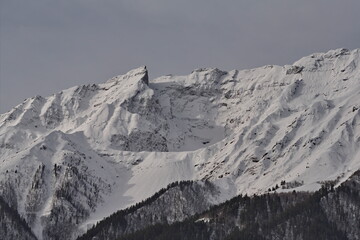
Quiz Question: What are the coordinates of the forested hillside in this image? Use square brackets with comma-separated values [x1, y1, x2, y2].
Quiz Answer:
[113, 171, 360, 240]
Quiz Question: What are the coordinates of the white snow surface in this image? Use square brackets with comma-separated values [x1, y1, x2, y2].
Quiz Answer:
[1, 49, 360, 239]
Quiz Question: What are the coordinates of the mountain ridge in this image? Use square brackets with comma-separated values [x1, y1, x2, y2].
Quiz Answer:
[0, 48, 360, 239]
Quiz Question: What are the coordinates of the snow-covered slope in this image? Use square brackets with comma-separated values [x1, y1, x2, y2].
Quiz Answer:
[1, 48, 360, 239]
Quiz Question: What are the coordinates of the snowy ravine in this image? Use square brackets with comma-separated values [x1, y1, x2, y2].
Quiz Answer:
[0, 48, 360, 239]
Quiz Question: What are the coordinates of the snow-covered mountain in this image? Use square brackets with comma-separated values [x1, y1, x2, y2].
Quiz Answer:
[1, 48, 360, 239]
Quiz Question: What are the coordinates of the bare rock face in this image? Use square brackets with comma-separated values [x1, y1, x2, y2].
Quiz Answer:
[110, 131, 168, 152]
[286, 65, 304, 75]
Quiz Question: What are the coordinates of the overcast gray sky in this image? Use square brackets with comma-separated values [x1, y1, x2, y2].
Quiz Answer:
[1, 0, 360, 113]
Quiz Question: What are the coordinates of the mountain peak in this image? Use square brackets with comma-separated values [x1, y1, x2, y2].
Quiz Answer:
[1, 49, 360, 240]
[107, 66, 149, 85]
[292, 48, 359, 72]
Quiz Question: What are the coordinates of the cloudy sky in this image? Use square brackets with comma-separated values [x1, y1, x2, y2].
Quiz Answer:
[1, 0, 360, 113]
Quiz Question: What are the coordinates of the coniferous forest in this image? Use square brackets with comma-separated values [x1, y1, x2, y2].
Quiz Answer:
[77, 171, 360, 240]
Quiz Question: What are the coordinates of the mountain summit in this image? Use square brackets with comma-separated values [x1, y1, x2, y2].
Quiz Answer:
[0, 48, 360, 239]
